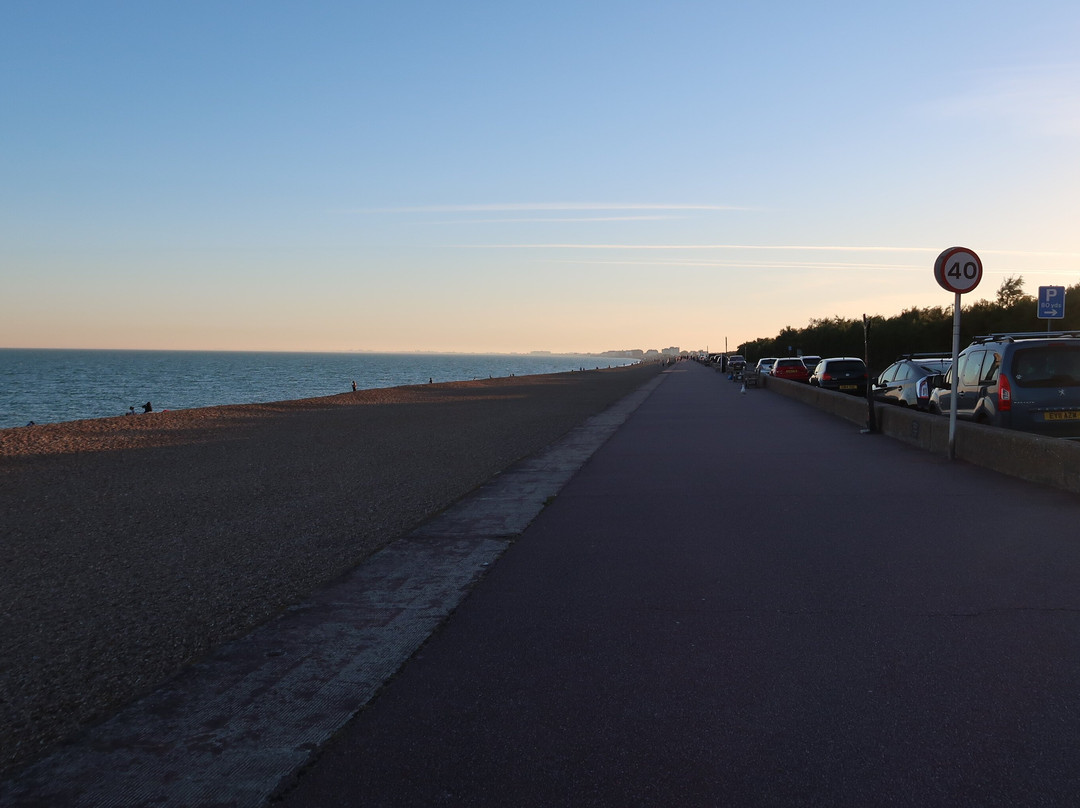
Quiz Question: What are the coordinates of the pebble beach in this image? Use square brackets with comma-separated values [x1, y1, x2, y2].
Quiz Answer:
[0, 363, 661, 777]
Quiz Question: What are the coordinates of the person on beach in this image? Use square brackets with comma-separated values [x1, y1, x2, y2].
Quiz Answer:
[142, 402, 153, 413]
[352, 380, 357, 392]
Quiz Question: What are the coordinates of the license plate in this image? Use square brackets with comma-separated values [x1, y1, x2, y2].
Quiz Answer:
[839, 384, 857, 391]
[1044, 411, 1080, 421]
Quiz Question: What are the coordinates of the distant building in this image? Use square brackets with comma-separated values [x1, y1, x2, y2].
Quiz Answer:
[662, 347, 680, 357]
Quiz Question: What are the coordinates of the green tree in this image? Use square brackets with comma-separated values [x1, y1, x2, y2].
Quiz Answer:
[733, 283, 1071, 374]
[995, 275, 1026, 308]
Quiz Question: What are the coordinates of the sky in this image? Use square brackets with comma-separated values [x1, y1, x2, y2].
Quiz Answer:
[3, 1, 1080, 354]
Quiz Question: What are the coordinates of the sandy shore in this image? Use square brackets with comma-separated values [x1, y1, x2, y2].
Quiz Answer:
[0, 363, 662, 776]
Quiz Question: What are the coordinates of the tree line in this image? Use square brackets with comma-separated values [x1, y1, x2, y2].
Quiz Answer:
[737, 277, 1080, 372]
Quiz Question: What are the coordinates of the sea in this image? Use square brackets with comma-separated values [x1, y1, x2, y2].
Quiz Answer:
[0, 349, 639, 429]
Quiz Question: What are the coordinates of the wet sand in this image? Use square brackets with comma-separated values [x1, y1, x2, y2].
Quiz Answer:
[0, 363, 662, 776]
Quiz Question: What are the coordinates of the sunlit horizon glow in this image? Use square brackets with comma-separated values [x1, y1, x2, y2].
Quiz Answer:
[3, 2, 1080, 355]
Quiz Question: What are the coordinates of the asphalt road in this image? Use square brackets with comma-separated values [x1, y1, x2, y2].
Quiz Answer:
[277, 360, 1080, 807]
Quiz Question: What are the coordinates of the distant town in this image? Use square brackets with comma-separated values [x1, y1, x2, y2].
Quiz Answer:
[527, 348, 688, 360]
[592, 348, 686, 360]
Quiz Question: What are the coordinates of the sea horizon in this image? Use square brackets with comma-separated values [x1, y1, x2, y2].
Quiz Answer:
[0, 347, 623, 356]
[0, 348, 640, 429]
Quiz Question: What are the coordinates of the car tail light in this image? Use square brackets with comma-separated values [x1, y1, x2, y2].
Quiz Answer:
[822, 373, 832, 381]
[999, 374, 1012, 411]
[917, 378, 928, 399]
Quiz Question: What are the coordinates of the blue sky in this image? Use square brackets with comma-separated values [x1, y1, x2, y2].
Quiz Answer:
[3, 1, 1080, 353]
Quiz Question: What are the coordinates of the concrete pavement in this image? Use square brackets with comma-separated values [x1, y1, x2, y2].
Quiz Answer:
[277, 360, 1080, 807]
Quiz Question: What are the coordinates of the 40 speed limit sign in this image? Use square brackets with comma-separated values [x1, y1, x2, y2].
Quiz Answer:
[934, 246, 983, 294]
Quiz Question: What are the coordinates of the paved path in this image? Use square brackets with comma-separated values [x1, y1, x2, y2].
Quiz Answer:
[278, 360, 1080, 807]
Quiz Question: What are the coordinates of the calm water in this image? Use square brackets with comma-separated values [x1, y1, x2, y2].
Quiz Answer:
[0, 350, 638, 429]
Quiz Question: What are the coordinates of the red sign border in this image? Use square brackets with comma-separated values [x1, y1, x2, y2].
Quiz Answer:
[934, 246, 983, 295]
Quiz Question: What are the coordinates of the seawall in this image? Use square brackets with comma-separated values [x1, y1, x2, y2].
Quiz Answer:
[763, 375, 1080, 495]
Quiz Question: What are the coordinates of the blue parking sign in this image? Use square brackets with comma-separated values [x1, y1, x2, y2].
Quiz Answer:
[1039, 286, 1066, 319]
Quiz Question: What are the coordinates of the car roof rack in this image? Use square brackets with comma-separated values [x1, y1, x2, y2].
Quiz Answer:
[972, 331, 1080, 344]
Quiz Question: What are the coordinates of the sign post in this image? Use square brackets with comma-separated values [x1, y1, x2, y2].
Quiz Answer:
[862, 314, 876, 433]
[1038, 285, 1066, 331]
[934, 247, 983, 459]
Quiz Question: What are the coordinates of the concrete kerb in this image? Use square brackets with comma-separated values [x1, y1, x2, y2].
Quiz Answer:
[762, 374, 1080, 495]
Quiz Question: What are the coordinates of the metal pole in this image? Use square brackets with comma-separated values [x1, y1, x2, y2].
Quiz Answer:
[948, 291, 961, 460]
[863, 314, 877, 433]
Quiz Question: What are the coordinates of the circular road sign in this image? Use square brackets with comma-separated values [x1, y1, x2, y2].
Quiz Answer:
[934, 246, 983, 294]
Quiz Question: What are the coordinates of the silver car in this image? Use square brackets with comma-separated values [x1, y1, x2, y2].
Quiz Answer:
[874, 354, 951, 409]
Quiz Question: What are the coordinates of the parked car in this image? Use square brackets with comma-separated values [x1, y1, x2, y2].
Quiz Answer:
[727, 354, 747, 380]
[755, 357, 777, 376]
[928, 331, 1080, 439]
[873, 354, 951, 409]
[808, 357, 868, 394]
[800, 355, 822, 374]
[771, 357, 811, 383]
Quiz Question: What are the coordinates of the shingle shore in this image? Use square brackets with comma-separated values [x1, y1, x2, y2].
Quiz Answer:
[0, 363, 661, 776]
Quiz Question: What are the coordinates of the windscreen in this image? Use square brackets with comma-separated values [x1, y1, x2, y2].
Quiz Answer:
[915, 360, 950, 374]
[1011, 346, 1080, 388]
[826, 361, 865, 374]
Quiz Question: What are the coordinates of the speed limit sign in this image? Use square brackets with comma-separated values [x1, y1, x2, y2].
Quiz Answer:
[936, 245, 984, 460]
[934, 247, 983, 294]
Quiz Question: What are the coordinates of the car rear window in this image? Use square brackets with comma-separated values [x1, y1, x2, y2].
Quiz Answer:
[1011, 345, 1080, 388]
[825, 361, 864, 373]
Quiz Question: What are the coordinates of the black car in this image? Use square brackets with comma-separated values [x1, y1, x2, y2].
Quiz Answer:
[873, 354, 951, 409]
[809, 357, 868, 395]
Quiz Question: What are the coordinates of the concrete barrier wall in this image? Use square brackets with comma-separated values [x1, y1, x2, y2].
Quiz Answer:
[762, 374, 1080, 495]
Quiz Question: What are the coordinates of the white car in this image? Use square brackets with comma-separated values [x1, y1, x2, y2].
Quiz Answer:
[755, 358, 777, 376]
